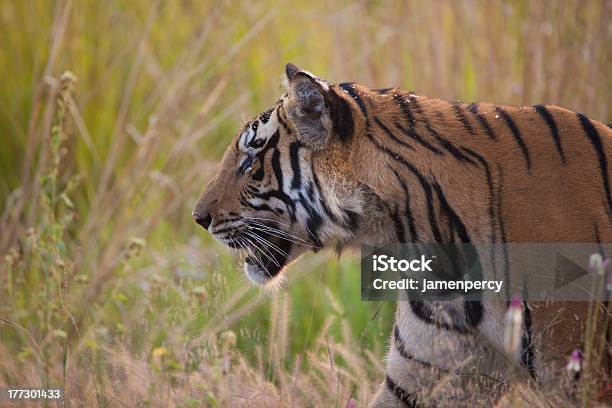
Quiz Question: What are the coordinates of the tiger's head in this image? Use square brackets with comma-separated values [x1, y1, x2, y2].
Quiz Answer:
[193, 63, 379, 287]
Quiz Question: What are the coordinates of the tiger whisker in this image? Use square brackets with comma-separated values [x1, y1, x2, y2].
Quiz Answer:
[231, 235, 266, 274]
[242, 216, 289, 225]
[243, 217, 297, 233]
[242, 242, 267, 273]
[241, 235, 276, 274]
[244, 230, 290, 259]
[244, 219, 314, 247]
[246, 223, 315, 248]
[247, 218, 319, 249]
[228, 236, 247, 262]
[243, 231, 284, 268]
[242, 216, 310, 239]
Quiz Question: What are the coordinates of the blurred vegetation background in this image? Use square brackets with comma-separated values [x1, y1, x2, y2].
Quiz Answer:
[0, 0, 610, 406]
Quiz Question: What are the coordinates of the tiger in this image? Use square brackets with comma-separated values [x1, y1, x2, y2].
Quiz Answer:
[192, 63, 612, 407]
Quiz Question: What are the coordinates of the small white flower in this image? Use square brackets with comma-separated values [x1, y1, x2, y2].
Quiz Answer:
[566, 348, 582, 377]
[503, 296, 523, 359]
[589, 253, 604, 270]
[589, 253, 609, 275]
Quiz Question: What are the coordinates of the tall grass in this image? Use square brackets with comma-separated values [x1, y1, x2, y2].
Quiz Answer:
[0, 0, 610, 406]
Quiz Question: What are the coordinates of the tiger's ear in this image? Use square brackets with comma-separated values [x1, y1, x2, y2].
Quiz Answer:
[284, 63, 332, 149]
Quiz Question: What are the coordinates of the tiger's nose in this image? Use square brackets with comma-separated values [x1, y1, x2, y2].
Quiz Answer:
[192, 211, 212, 230]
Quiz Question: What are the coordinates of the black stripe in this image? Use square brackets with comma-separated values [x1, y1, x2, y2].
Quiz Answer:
[410, 98, 476, 164]
[271, 146, 299, 220]
[426, 123, 476, 164]
[306, 181, 315, 201]
[496, 164, 511, 303]
[521, 301, 536, 378]
[463, 148, 498, 282]
[318, 198, 338, 225]
[409, 299, 471, 334]
[328, 88, 355, 141]
[494, 106, 531, 173]
[343, 209, 360, 231]
[248, 137, 265, 148]
[577, 113, 612, 217]
[249, 188, 296, 214]
[433, 182, 470, 243]
[365, 133, 441, 242]
[452, 102, 476, 136]
[271, 149, 284, 191]
[408, 95, 423, 115]
[391, 167, 418, 241]
[422, 178, 441, 243]
[276, 106, 292, 134]
[289, 142, 302, 189]
[245, 185, 260, 195]
[385, 376, 418, 408]
[338, 83, 368, 119]
[247, 122, 258, 145]
[316, 195, 338, 225]
[533, 105, 566, 164]
[462, 148, 496, 244]
[419, 171, 441, 242]
[293, 171, 324, 248]
[310, 161, 340, 225]
[241, 198, 281, 216]
[395, 123, 443, 155]
[392, 205, 406, 242]
[464, 300, 484, 328]
[250, 131, 297, 222]
[393, 93, 416, 128]
[299, 192, 323, 247]
[433, 182, 485, 327]
[467, 103, 496, 140]
[256, 129, 280, 160]
[393, 325, 410, 359]
[250, 163, 265, 181]
[374, 117, 415, 151]
[393, 325, 431, 366]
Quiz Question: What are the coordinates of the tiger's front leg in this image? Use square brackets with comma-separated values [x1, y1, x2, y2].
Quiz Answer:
[370, 299, 508, 407]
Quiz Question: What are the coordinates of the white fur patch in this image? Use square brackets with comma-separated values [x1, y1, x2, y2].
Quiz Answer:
[237, 109, 280, 152]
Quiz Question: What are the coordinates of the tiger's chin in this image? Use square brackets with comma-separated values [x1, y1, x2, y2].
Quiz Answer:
[243, 256, 288, 287]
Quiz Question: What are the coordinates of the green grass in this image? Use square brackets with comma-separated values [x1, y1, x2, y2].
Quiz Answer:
[0, 0, 610, 406]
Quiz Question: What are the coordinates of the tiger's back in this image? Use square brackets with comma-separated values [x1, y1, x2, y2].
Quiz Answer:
[348, 86, 612, 245]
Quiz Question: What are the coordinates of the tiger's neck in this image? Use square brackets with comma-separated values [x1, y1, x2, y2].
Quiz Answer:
[327, 84, 491, 246]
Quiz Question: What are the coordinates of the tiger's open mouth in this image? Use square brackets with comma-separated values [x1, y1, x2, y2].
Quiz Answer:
[212, 223, 294, 286]
[242, 228, 293, 285]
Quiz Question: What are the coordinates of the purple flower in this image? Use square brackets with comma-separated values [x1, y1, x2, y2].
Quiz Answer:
[566, 348, 582, 378]
[346, 398, 357, 408]
[589, 254, 609, 275]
